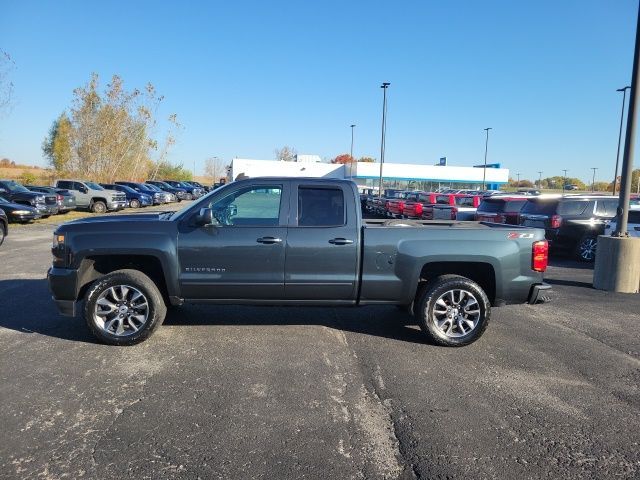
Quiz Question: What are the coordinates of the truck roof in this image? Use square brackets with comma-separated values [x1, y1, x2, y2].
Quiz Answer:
[232, 177, 357, 186]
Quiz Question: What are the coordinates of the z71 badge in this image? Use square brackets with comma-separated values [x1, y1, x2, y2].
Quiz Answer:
[508, 232, 535, 239]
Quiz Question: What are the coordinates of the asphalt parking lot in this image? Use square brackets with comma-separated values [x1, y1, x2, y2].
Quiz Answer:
[1, 216, 639, 479]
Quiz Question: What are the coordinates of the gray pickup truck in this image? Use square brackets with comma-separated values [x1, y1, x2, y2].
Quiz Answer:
[48, 177, 550, 346]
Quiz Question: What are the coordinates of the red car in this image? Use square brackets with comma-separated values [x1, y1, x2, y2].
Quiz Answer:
[384, 191, 415, 217]
[403, 192, 437, 218]
[475, 196, 529, 225]
[421, 194, 479, 220]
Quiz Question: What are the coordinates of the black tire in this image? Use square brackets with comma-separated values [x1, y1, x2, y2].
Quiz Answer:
[130, 199, 141, 209]
[575, 234, 597, 262]
[416, 274, 491, 347]
[91, 201, 107, 214]
[0, 222, 5, 247]
[84, 269, 167, 346]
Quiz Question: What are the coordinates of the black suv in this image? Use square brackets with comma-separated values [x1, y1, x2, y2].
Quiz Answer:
[519, 195, 619, 261]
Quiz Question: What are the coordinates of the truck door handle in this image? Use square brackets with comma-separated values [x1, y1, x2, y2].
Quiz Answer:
[329, 238, 354, 245]
[256, 237, 282, 244]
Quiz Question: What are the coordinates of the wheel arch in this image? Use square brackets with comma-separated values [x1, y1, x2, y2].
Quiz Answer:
[416, 261, 496, 306]
[77, 255, 171, 306]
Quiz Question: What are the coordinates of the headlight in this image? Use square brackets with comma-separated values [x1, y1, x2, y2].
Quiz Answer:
[12, 210, 32, 215]
[53, 233, 65, 247]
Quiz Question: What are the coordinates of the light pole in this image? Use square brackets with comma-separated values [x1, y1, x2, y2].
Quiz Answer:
[591, 167, 598, 192]
[562, 169, 568, 196]
[538, 171, 543, 189]
[350, 124, 356, 161]
[614, 86, 631, 194]
[482, 127, 492, 190]
[378, 82, 390, 198]
[516, 172, 521, 188]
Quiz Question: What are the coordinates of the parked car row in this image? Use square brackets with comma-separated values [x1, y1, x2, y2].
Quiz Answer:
[0, 178, 214, 226]
[362, 188, 638, 262]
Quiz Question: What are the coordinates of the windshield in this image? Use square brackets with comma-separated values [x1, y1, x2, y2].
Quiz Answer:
[118, 185, 136, 194]
[85, 181, 104, 190]
[0, 194, 9, 203]
[2, 180, 30, 193]
[144, 183, 161, 192]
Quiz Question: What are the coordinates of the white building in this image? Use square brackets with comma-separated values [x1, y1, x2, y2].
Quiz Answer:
[229, 158, 509, 190]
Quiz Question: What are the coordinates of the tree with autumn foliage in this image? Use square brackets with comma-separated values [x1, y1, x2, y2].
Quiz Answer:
[331, 154, 355, 164]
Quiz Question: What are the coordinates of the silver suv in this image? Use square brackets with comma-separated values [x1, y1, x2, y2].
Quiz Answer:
[54, 180, 126, 213]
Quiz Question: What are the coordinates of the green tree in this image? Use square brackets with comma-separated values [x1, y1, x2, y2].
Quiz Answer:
[358, 156, 376, 163]
[42, 114, 73, 171]
[42, 73, 180, 182]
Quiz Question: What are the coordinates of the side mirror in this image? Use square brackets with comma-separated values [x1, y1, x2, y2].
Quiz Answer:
[80, 186, 88, 193]
[195, 207, 214, 227]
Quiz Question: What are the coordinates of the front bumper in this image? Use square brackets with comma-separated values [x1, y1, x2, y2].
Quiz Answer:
[48, 267, 78, 316]
[9, 212, 40, 222]
[527, 283, 552, 304]
[107, 200, 127, 211]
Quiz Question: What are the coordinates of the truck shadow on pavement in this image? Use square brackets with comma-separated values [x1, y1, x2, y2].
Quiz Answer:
[164, 304, 430, 345]
[0, 278, 430, 346]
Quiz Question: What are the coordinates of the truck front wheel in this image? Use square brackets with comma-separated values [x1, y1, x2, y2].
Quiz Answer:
[91, 200, 107, 214]
[84, 269, 167, 345]
[416, 275, 491, 347]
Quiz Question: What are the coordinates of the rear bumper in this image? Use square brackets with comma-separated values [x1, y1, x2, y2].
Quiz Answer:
[527, 283, 552, 304]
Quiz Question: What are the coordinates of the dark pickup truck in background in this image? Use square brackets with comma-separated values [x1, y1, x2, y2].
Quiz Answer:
[48, 177, 550, 347]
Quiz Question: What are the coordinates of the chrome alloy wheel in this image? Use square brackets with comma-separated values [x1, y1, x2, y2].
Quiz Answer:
[432, 289, 481, 338]
[579, 237, 597, 261]
[93, 285, 149, 336]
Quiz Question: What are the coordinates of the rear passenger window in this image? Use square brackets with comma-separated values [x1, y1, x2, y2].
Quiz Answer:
[557, 201, 590, 216]
[57, 180, 72, 189]
[595, 199, 618, 217]
[456, 197, 475, 207]
[298, 187, 345, 227]
[436, 195, 450, 204]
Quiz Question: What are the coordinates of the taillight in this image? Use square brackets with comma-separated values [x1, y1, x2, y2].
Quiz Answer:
[532, 240, 549, 272]
[450, 207, 458, 220]
[416, 204, 423, 215]
[550, 215, 562, 229]
[57, 194, 63, 202]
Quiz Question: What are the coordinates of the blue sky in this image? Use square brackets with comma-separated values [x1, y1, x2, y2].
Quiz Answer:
[0, 0, 637, 183]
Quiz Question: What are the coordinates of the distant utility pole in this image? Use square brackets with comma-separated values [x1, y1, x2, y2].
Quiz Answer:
[350, 124, 356, 160]
[562, 169, 568, 196]
[516, 172, 521, 188]
[482, 127, 492, 190]
[378, 83, 390, 198]
[614, 86, 631, 194]
[591, 167, 598, 192]
[538, 171, 543, 189]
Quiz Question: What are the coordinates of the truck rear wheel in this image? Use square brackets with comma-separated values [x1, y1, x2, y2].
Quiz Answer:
[416, 275, 490, 347]
[84, 269, 167, 345]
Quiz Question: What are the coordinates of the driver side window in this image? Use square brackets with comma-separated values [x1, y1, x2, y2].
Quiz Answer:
[209, 185, 282, 226]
